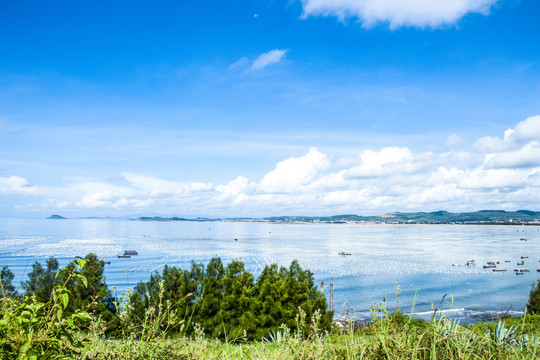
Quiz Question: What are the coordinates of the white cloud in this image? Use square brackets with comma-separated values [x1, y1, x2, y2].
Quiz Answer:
[228, 57, 249, 70]
[344, 147, 414, 178]
[252, 49, 288, 70]
[216, 176, 250, 202]
[511, 115, 540, 142]
[0, 176, 38, 195]
[445, 134, 464, 148]
[474, 115, 540, 155]
[122, 173, 212, 196]
[484, 142, 540, 169]
[259, 147, 330, 193]
[474, 135, 509, 153]
[72, 181, 135, 208]
[300, 0, 498, 29]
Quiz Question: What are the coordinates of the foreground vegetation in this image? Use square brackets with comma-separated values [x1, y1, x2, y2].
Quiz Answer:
[1, 256, 539, 359]
[79, 314, 540, 359]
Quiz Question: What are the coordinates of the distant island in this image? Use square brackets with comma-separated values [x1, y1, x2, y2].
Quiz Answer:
[46, 214, 67, 219]
[134, 210, 540, 225]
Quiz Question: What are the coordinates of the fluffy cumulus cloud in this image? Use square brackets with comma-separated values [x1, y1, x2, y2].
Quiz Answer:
[252, 49, 288, 70]
[2, 115, 540, 216]
[300, 0, 498, 28]
[0, 176, 38, 195]
[259, 147, 330, 193]
[475, 115, 540, 159]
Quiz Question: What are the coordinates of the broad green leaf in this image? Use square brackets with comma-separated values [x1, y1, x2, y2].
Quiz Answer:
[20, 310, 32, 319]
[77, 259, 87, 270]
[77, 274, 88, 288]
[17, 341, 30, 359]
[62, 293, 69, 309]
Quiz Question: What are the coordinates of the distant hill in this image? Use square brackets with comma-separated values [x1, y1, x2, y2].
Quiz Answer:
[264, 210, 540, 225]
[132, 210, 540, 225]
[46, 214, 67, 219]
[136, 216, 208, 222]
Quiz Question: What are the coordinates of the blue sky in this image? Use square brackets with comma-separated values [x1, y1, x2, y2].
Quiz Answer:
[1, 0, 540, 218]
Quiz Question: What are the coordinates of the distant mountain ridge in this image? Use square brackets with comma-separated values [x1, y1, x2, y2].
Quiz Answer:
[270, 210, 540, 224]
[134, 210, 540, 225]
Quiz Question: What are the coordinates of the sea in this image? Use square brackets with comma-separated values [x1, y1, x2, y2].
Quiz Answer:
[1, 218, 539, 322]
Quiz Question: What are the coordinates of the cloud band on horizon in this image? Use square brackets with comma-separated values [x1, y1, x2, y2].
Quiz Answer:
[2, 115, 539, 217]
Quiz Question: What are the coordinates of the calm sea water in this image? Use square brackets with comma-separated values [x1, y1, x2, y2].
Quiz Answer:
[1, 218, 539, 321]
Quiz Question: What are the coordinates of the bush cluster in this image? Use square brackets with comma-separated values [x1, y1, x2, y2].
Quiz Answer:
[1, 254, 332, 343]
[128, 257, 332, 340]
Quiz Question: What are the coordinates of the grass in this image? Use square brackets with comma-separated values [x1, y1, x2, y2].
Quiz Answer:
[77, 301, 540, 360]
[77, 319, 539, 359]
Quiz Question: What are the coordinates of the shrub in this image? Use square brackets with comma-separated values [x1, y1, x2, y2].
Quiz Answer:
[0, 258, 92, 359]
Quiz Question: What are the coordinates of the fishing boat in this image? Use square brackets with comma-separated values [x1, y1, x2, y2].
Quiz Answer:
[517, 261, 524, 266]
[124, 250, 138, 256]
[338, 252, 352, 256]
[483, 264, 496, 269]
[492, 269, 506, 272]
[118, 255, 131, 258]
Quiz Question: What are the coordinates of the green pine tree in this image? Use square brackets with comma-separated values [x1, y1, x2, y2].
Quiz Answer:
[22, 257, 59, 302]
[220, 260, 256, 339]
[0, 266, 16, 296]
[527, 279, 540, 314]
[198, 257, 225, 338]
[56, 253, 111, 317]
[252, 263, 286, 338]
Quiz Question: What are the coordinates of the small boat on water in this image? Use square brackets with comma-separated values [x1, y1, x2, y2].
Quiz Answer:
[103, 261, 111, 265]
[483, 265, 496, 269]
[492, 269, 506, 272]
[517, 261, 525, 266]
[118, 255, 131, 258]
[521, 268, 530, 272]
[537, 269, 540, 272]
[516, 271, 524, 275]
[338, 252, 352, 256]
[124, 250, 138, 256]
[521, 256, 529, 259]
[520, 238, 527, 241]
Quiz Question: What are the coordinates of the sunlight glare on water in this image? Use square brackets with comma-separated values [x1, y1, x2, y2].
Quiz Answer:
[1, 218, 538, 321]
